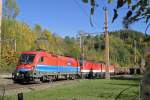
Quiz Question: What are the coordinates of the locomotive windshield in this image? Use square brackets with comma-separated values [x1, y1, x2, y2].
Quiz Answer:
[19, 54, 36, 64]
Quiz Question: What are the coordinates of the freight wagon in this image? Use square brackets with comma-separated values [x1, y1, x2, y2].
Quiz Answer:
[12, 51, 115, 83]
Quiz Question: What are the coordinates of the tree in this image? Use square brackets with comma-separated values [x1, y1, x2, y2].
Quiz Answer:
[3, 0, 20, 19]
[82, 1, 150, 99]
[82, 0, 150, 30]
[1, 19, 37, 71]
[34, 24, 42, 34]
[64, 36, 81, 58]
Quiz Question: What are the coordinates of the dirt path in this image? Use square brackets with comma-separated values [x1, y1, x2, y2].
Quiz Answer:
[0, 73, 13, 86]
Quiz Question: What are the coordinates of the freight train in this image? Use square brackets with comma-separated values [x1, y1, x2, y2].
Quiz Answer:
[12, 51, 115, 83]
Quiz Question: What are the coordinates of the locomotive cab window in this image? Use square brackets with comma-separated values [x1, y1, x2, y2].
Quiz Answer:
[39, 57, 44, 62]
[20, 54, 35, 64]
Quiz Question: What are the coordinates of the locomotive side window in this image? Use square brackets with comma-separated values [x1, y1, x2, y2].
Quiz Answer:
[39, 57, 44, 62]
[67, 60, 72, 66]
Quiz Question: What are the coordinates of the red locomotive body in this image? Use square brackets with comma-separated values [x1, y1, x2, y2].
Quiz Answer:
[13, 51, 80, 82]
[81, 61, 114, 78]
[12, 51, 115, 82]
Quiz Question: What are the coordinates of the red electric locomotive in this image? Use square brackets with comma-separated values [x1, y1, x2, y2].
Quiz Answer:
[12, 51, 80, 82]
[12, 51, 115, 83]
[81, 61, 115, 78]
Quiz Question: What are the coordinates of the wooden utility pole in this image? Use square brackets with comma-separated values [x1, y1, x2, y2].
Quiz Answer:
[104, 7, 110, 79]
[0, 0, 1, 34]
[14, 39, 16, 52]
[134, 40, 137, 66]
[0, 0, 2, 60]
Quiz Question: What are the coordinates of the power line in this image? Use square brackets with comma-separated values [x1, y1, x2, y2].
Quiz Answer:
[73, 0, 98, 27]
[73, 0, 89, 17]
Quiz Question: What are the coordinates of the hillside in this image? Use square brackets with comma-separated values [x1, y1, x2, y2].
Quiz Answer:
[1, 19, 150, 71]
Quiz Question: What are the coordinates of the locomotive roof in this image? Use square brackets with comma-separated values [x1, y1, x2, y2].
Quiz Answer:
[21, 51, 76, 59]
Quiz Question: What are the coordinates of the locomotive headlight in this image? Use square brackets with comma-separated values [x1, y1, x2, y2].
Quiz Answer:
[16, 72, 19, 76]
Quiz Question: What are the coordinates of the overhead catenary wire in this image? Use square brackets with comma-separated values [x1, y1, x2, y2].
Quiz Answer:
[76, 31, 104, 39]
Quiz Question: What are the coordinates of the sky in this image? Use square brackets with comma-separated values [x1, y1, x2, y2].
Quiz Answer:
[15, 0, 150, 37]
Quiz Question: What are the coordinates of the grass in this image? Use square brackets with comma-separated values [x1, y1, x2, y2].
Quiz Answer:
[4, 79, 139, 100]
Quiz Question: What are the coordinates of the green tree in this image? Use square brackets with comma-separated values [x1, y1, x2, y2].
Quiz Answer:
[1, 19, 37, 71]
[82, 0, 150, 29]
[3, 0, 20, 19]
[64, 36, 81, 58]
